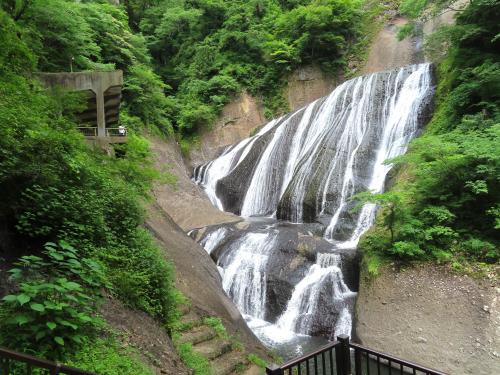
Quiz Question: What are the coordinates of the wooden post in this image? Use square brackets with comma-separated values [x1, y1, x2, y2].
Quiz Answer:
[336, 335, 351, 375]
[266, 363, 284, 375]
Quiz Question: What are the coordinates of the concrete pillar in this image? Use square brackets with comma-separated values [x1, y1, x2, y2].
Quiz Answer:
[96, 90, 106, 137]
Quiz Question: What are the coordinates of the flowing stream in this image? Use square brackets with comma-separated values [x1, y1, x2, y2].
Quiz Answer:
[191, 64, 434, 357]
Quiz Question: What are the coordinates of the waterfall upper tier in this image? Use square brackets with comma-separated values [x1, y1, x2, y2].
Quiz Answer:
[194, 64, 434, 246]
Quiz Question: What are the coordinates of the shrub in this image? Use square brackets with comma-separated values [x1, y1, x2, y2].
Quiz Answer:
[67, 337, 155, 375]
[460, 238, 498, 263]
[0, 241, 104, 359]
[390, 241, 425, 259]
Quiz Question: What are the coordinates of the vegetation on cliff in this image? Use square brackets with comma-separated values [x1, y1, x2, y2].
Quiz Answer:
[130, 0, 364, 137]
[0, 4, 179, 372]
[358, 0, 499, 271]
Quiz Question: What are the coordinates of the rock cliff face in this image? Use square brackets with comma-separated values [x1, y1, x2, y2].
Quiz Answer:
[189, 66, 339, 168]
[285, 65, 339, 112]
[150, 137, 240, 231]
[355, 264, 499, 375]
[189, 92, 266, 167]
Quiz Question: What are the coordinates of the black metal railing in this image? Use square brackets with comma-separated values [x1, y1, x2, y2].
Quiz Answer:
[76, 127, 97, 137]
[267, 339, 340, 375]
[0, 347, 97, 375]
[266, 335, 448, 375]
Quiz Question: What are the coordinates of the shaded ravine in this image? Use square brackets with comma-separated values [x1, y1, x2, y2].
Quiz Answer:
[190, 64, 434, 357]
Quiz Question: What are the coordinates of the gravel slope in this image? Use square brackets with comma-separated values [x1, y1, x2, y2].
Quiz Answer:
[355, 264, 499, 375]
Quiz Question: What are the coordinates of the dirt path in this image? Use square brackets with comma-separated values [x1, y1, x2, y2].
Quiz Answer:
[355, 264, 499, 375]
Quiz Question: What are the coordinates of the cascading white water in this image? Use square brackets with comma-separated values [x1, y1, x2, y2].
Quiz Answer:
[192, 64, 434, 353]
[199, 227, 229, 254]
[241, 112, 301, 217]
[277, 253, 356, 337]
[193, 118, 280, 210]
[195, 64, 433, 231]
[324, 64, 433, 244]
[219, 231, 277, 319]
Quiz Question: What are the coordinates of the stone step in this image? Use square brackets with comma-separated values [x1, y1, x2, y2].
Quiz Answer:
[180, 311, 202, 329]
[178, 325, 216, 345]
[239, 364, 265, 375]
[193, 339, 232, 360]
[211, 350, 247, 375]
[179, 303, 191, 315]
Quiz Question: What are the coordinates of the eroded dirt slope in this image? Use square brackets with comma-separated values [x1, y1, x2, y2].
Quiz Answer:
[355, 264, 499, 375]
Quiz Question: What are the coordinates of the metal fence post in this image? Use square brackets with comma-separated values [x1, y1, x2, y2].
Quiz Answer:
[354, 347, 362, 375]
[336, 335, 351, 375]
[266, 363, 284, 375]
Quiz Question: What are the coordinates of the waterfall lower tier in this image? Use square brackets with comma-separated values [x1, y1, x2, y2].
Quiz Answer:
[190, 64, 434, 357]
[277, 253, 356, 338]
[191, 221, 359, 357]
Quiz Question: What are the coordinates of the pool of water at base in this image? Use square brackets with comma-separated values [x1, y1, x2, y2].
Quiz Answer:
[245, 316, 331, 361]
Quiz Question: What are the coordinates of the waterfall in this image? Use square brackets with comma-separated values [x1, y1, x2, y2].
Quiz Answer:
[192, 118, 280, 210]
[277, 253, 356, 337]
[324, 64, 433, 244]
[199, 227, 229, 254]
[192, 63, 434, 352]
[195, 64, 433, 229]
[218, 231, 278, 319]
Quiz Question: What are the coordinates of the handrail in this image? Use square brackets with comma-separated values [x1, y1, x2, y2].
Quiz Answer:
[0, 346, 97, 375]
[105, 127, 127, 137]
[76, 127, 97, 137]
[281, 340, 339, 370]
[266, 335, 449, 375]
[350, 342, 447, 375]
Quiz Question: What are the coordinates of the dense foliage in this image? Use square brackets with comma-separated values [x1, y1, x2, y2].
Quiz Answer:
[358, 0, 500, 268]
[1, 0, 173, 135]
[0, 242, 104, 358]
[0, 4, 178, 367]
[136, 0, 363, 136]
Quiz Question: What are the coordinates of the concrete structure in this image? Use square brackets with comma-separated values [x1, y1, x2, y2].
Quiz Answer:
[37, 70, 126, 144]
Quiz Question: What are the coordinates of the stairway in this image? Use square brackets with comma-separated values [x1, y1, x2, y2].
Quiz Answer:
[177, 310, 264, 375]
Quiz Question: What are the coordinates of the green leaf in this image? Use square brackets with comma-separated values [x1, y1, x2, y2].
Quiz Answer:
[54, 336, 65, 346]
[30, 303, 45, 312]
[2, 295, 17, 303]
[17, 294, 31, 305]
[49, 252, 64, 261]
[35, 331, 46, 341]
[60, 320, 78, 330]
[70, 335, 84, 344]
[64, 281, 81, 290]
[47, 322, 57, 330]
[14, 315, 31, 325]
[43, 301, 57, 309]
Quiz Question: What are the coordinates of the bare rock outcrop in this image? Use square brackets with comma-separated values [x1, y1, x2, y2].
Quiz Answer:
[285, 65, 338, 112]
[150, 136, 240, 231]
[362, 17, 423, 75]
[189, 92, 266, 167]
